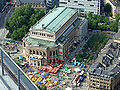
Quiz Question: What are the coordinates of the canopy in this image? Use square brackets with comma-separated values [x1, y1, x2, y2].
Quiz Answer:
[56, 74, 59, 77]
[27, 68, 31, 71]
[72, 58, 76, 61]
[19, 56, 23, 60]
[74, 68, 81, 72]
[65, 87, 72, 90]
[64, 68, 68, 71]
[41, 73, 45, 75]
[45, 73, 49, 76]
[37, 81, 41, 84]
[67, 70, 71, 74]
[42, 75, 46, 78]
[15, 41, 19, 44]
[34, 71, 38, 74]
[57, 87, 61, 90]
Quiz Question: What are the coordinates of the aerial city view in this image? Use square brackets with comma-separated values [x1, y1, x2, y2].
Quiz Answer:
[0, 0, 120, 90]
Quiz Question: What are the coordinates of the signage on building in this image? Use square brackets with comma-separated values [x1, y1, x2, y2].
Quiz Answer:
[59, 49, 63, 55]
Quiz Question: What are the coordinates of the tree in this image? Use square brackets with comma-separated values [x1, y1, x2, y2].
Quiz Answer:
[5, 5, 45, 40]
[104, 3, 112, 15]
[109, 21, 118, 32]
[88, 12, 92, 18]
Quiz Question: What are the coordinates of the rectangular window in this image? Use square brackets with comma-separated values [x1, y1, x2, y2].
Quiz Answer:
[60, 2, 67, 4]
[78, 4, 84, 6]
[74, 1, 78, 3]
[90, 5, 94, 7]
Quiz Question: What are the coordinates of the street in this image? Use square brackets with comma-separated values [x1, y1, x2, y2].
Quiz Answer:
[0, 5, 13, 42]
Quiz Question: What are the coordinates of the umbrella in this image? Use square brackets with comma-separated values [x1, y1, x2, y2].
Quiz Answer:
[41, 73, 45, 75]
[19, 56, 23, 60]
[56, 74, 59, 77]
[34, 71, 38, 74]
[27, 68, 31, 71]
[37, 81, 41, 84]
[64, 68, 68, 71]
[45, 73, 49, 76]
[72, 58, 76, 60]
[42, 75, 46, 78]
[57, 87, 61, 90]
[65, 87, 72, 90]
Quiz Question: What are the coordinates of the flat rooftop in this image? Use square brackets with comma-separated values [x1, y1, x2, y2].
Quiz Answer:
[25, 35, 57, 48]
[32, 7, 76, 32]
[15, 0, 45, 5]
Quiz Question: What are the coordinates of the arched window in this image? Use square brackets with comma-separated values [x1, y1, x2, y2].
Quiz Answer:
[38, 61, 40, 66]
[53, 51, 55, 56]
[56, 50, 57, 55]
[36, 50, 39, 55]
[43, 52, 46, 56]
[50, 51, 52, 56]
[53, 59, 55, 63]
[33, 50, 35, 54]
[40, 52, 42, 55]
[29, 49, 32, 54]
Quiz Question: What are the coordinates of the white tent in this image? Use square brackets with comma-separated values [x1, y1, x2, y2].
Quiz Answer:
[74, 68, 81, 73]
[65, 87, 73, 90]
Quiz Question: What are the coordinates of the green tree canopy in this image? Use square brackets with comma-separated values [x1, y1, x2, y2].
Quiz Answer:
[104, 3, 112, 14]
[5, 5, 45, 41]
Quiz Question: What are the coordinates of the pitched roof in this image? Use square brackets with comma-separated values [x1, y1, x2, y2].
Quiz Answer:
[31, 7, 77, 32]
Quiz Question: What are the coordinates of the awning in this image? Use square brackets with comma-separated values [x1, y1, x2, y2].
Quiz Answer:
[65, 87, 72, 90]
[30, 58, 40, 60]
[45, 73, 49, 76]
[19, 56, 23, 60]
[37, 81, 41, 84]
[42, 75, 46, 78]
[27, 68, 31, 71]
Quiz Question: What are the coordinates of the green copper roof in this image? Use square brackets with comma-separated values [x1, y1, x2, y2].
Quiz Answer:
[26, 36, 57, 48]
[32, 7, 76, 32]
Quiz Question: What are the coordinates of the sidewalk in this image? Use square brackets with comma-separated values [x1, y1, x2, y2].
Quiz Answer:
[0, 65, 18, 90]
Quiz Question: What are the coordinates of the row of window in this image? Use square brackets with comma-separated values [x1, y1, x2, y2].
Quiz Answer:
[49, 50, 57, 56]
[90, 76, 109, 81]
[29, 49, 46, 56]
[62, 0, 97, 2]
[60, 2, 95, 7]
[32, 32, 53, 38]
[90, 86, 109, 90]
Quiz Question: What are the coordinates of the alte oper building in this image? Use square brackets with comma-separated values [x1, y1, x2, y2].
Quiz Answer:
[23, 7, 88, 67]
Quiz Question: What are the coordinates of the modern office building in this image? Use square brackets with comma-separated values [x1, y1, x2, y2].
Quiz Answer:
[0, 0, 6, 12]
[87, 62, 120, 90]
[23, 7, 88, 67]
[46, 0, 59, 12]
[59, 0, 100, 15]
[15, 0, 46, 8]
[105, 0, 120, 18]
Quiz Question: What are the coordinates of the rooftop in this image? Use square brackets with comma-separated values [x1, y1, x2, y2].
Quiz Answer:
[111, 0, 120, 6]
[15, 0, 45, 5]
[88, 62, 120, 78]
[25, 35, 57, 48]
[31, 7, 76, 32]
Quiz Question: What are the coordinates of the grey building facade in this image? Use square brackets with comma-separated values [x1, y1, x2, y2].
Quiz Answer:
[0, 0, 6, 12]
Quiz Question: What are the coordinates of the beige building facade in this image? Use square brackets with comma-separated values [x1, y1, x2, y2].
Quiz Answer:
[15, 0, 46, 8]
[87, 62, 120, 90]
[105, 0, 120, 18]
[23, 7, 88, 67]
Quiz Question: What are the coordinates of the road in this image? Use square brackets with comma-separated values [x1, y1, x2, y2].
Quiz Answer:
[0, 5, 13, 41]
